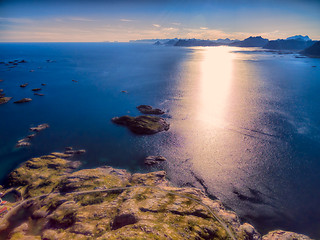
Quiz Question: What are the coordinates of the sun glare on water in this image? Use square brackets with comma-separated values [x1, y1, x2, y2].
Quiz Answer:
[197, 46, 234, 127]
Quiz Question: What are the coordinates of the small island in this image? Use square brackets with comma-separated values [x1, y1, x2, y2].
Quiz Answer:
[112, 115, 170, 134]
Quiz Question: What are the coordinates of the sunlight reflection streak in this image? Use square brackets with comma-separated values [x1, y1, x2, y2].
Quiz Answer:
[198, 46, 234, 126]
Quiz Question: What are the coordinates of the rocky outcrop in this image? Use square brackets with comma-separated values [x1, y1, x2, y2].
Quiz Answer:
[262, 230, 311, 240]
[30, 123, 49, 132]
[16, 124, 50, 148]
[0, 153, 312, 240]
[64, 147, 86, 155]
[144, 155, 167, 165]
[13, 98, 32, 104]
[112, 115, 170, 134]
[0, 97, 12, 104]
[137, 105, 165, 115]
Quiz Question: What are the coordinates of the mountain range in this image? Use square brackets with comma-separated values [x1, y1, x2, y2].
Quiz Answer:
[136, 35, 320, 57]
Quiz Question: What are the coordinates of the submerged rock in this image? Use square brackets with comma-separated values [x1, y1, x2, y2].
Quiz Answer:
[34, 93, 44, 96]
[20, 83, 28, 88]
[0, 97, 12, 104]
[144, 155, 167, 165]
[32, 88, 41, 91]
[112, 115, 170, 134]
[15, 124, 49, 148]
[14, 98, 32, 103]
[64, 149, 86, 155]
[137, 105, 165, 115]
[16, 138, 31, 148]
[29, 123, 49, 132]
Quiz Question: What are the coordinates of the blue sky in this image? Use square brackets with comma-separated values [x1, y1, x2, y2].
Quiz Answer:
[0, 0, 319, 42]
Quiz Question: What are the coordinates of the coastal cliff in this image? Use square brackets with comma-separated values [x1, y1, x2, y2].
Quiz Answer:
[0, 153, 312, 240]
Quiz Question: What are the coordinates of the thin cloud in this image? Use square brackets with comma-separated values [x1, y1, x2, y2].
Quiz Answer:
[120, 19, 134, 22]
[172, 22, 181, 26]
[69, 17, 95, 22]
[153, 24, 161, 28]
[200, 27, 208, 30]
[0, 17, 34, 24]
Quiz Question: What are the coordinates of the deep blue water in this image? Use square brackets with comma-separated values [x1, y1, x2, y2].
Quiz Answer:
[0, 43, 320, 238]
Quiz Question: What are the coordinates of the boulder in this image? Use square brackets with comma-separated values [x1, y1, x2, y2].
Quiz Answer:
[14, 98, 32, 103]
[112, 115, 170, 134]
[32, 88, 41, 91]
[137, 105, 165, 115]
[144, 155, 167, 165]
[20, 83, 28, 88]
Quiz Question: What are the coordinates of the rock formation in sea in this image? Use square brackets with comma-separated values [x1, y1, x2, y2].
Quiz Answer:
[0, 152, 311, 239]
[144, 155, 167, 165]
[112, 115, 170, 134]
[0, 97, 12, 104]
[137, 105, 165, 115]
[13, 98, 32, 104]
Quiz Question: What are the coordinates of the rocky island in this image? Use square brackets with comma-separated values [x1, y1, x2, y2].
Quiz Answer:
[137, 105, 165, 115]
[0, 97, 12, 105]
[112, 115, 170, 134]
[0, 152, 311, 240]
[13, 98, 32, 104]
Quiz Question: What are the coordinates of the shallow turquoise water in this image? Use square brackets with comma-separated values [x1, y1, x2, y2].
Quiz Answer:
[0, 43, 320, 238]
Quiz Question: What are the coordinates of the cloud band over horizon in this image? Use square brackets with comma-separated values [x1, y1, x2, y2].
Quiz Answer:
[0, 0, 319, 42]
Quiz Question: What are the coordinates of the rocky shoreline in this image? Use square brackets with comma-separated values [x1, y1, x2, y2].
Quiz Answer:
[0, 152, 312, 240]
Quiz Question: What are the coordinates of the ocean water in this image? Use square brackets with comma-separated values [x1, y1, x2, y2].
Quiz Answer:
[0, 43, 320, 238]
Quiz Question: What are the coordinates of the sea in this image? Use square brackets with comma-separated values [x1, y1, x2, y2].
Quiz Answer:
[0, 42, 319, 238]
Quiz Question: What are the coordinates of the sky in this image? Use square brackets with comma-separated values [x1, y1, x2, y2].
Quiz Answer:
[0, 0, 319, 42]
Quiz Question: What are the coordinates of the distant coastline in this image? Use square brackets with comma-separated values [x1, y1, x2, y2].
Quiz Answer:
[131, 35, 320, 57]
